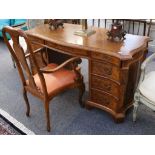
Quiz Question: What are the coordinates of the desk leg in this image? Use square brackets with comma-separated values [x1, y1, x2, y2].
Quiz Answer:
[85, 102, 94, 110]
[85, 100, 129, 123]
[112, 113, 125, 123]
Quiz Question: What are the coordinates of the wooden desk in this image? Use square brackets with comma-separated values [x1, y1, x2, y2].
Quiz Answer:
[26, 23, 149, 122]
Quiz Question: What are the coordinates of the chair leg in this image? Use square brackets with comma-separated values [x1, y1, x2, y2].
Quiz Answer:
[44, 100, 51, 132]
[78, 82, 85, 107]
[23, 89, 30, 117]
[133, 101, 139, 122]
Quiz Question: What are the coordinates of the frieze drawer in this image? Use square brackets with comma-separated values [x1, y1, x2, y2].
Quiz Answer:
[46, 41, 89, 57]
[91, 61, 120, 81]
[28, 35, 44, 50]
[91, 75, 120, 97]
[91, 89, 117, 110]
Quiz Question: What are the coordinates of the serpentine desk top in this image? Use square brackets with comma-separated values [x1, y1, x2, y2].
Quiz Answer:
[26, 23, 149, 60]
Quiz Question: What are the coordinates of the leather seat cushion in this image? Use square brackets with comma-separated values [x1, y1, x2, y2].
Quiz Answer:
[139, 71, 155, 103]
[27, 63, 76, 96]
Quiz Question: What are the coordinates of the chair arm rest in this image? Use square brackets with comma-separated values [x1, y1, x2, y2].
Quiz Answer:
[40, 57, 82, 73]
[141, 52, 155, 70]
[25, 47, 46, 58]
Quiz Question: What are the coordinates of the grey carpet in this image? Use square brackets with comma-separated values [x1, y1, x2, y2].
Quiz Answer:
[0, 38, 155, 135]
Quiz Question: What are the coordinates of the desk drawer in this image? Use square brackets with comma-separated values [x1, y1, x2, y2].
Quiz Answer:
[46, 41, 88, 56]
[91, 52, 120, 66]
[91, 75, 119, 97]
[28, 35, 44, 50]
[91, 89, 117, 110]
[91, 60, 120, 81]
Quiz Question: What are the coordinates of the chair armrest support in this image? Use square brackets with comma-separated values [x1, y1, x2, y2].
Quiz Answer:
[40, 57, 82, 73]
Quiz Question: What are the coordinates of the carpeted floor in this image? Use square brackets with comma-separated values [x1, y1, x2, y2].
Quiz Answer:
[1, 38, 155, 135]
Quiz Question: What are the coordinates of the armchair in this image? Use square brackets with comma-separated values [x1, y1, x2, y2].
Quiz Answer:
[2, 26, 85, 132]
[133, 52, 155, 122]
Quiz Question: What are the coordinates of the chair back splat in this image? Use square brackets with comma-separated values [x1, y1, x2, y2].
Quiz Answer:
[2, 26, 47, 97]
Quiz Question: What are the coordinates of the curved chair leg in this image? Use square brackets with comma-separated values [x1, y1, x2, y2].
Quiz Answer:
[44, 100, 51, 132]
[23, 89, 30, 117]
[78, 82, 85, 107]
[133, 101, 139, 122]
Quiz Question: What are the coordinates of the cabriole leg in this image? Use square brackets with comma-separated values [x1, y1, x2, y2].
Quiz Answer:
[23, 89, 30, 117]
[78, 82, 85, 107]
[44, 100, 51, 132]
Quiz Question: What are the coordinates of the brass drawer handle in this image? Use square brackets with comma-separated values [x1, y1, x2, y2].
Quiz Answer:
[104, 83, 111, 91]
[92, 77, 112, 92]
[102, 96, 110, 105]
[92, 95, 110, 105]
[103, 66, 112, 75]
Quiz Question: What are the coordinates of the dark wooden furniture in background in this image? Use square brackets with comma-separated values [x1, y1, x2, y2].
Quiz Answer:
[91, 19, 108, 28]
[112, 19, 152, 36]
[65, 19, 80, 24]
[2, 26, 85, 132]
[26, 23, 149, 122]
[44, 19, 80, 25]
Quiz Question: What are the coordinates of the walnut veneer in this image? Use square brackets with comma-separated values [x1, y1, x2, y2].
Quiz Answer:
[26, 23, 149, 122]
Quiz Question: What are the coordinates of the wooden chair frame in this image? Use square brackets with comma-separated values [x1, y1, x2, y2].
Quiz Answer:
[2, 26, 85, 132]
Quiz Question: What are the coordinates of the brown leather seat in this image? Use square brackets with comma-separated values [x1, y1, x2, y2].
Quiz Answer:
[27, 63, 76, 96]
